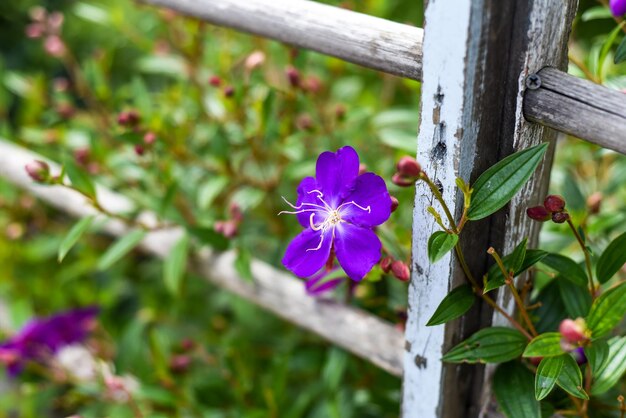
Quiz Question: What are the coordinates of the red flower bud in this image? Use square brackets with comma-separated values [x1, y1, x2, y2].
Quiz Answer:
[25, 160, 50, 182]
[391, 173, 414, 187]
[559, 318, 588, 343]
[526, 206, 550, 222]
[396, 156, 421, 178]
[223, 86, 234, 98]
[551, 212, 570, 224]
[169, 355, 192, 373]
[134, 145, 145, 156]
[380, 256, 393, 273]
[285, 65, 300, 88]
[587, 192, 602, 215]
[544, 194, 566, 213]
[390, 196, 399, 213]
[180, 338, 195, 352]
[391, 260, 410, 282]
[73, 147, 90, 166]
[209, 75, 222, 87]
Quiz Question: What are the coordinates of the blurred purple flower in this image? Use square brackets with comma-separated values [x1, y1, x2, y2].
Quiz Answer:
[281, 146, 392, 281]
[0, 307, 98, 376]
[610, 0, 626, 16]
[305, 267, 344, 296]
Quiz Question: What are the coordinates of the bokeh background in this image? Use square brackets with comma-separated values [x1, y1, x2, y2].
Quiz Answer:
[0, 0, 624, 416]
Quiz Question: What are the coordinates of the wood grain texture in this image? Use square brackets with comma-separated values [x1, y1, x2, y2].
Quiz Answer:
[524, 67, 626, 155]
[141, 0, 423, 80]
[0, 140, 404, 377]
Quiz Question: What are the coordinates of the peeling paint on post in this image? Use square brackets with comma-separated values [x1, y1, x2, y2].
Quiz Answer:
[402, 1, 577, 417]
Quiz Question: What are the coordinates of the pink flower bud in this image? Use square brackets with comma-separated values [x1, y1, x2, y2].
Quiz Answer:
[285, 65, 300, 88]
[559, 318, 588, 343]
[209, 75, 222, 87]
[25, 23, 44, 39]
[43, 35, 66, 57]
[25, 160, 50, 182]
[610, 0, 626, 16]
[390, 196, 399, 213]
[134, 145, 145, 156]
[380, 256, 393, 273]
[391, 260, 410, 282]
[303, 75, 322, 94]
[29, 6, 47, 22]
[544, 194, 566, 213]
[117, 110, 140, 126]
[396, 156, 421, 178]
[47, 12, 64, 32]
[526, 206, 550, 222]
[73, 148, 90, 166]
[295, 114, 313, 131]
[229, 203, 243, 222]
[587, 192, 602, 215]
[551, 212, 570, 224]
[214, 220, 238, 238]
[169, 354, 192, 373]
[143, 131, 157, 145]
[244, 50, 266, 72]
[223, 86, 234, 98]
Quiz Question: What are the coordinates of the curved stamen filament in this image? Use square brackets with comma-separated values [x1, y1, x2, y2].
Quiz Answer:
[306, 230, 326, 252]
[307, 189, 333, 211]
[337, 200, 371, 213]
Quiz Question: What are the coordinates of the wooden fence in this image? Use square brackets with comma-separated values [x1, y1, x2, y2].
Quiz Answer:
[2, 0, 626, 417]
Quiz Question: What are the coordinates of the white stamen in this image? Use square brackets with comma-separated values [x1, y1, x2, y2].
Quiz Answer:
[337, 200, 371, 213]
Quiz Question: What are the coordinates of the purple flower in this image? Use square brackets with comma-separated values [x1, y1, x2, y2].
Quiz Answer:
[281, 146, 392, 281]
[305, 267, 345, 296]
[610, 0, 626, 16]
[0, 306, 98, 376]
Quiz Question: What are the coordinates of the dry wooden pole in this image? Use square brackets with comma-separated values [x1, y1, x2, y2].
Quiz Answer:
[140, 0, 424, 81]
[524, 67, 626, 155]
[403, 1, 577, 417]
[0, 140, 404, 377]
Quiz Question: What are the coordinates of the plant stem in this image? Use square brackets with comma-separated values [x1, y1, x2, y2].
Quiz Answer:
[488, 247, 538, 337]
[419, 173, 458, 234]
[566, 219, 596, 297]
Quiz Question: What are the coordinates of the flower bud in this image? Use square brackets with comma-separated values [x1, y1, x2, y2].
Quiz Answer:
[391, 260, 410, 282]
[229, 203, 243, 222]
[390, 196, 399, 213]
[209, 75, 222, 87]
[244, 50, 265, 72]
[25, 160, 50, 182]
[303, 75, 322, 94]
[44, 35, 66, 58]
[396, 156, 421, 178]
[544, 194, 566, 213]
[610, 0, 626, 16]
[214, 220, 238, 238]
[223, 86, 234, 98]
[179, 338, 195, 352]
[117, 110, 140, 126]
[551, 212, 570, 224]
[380, 256, 393, 273]
[587, 191, 602, 215]
[391, 173, 414, 187]
[29, 6, 47, 22]
[25, 23, 44, 39]
[169, 354, 192, 374]
[143, 131, 157, 145]
[134, 145, 145, 156]
[295, 114, 313, 131]
[559, 318, 588, 343]
[285, 65, 300, 88]
[526, 206, 550, 222]
[74, 147, 90, 166]
[572, 346, 587, 365]
[48, 12, 64, 32]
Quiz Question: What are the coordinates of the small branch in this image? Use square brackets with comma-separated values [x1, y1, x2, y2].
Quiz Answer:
[566, 219, 596, 297]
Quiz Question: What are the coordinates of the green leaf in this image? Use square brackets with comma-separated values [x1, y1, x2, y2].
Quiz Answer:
[467, 143, 548, 220]
[443, 327, 527, 364]
[556, 354, 588, 399]
[591, 337, 626, 395]
[508, 238, 528, 274]
[616, 36, 626, 64]
[540, 253, 588, 288]
[427, 231, 459, 263]
[493, 362, 541, 418]
[596, 231, 626, 284]
[97, 230, 146, 270]
[426, 285, 475, 326]
[234, 248, 253, 281]
[58, 216, 94, 262]
[581, 6, 613, 21]
[188, 227, 229, 251]
[585, 340, 609, 377]
[65, 161, 97, 199]
[599, 23, 626, 74]
[535, 356, 565, 400]
[587, 282, 626, 339]
[523, 333, 564, 358]
[164, 234, 189, 295]
[197, 177, 229, 210]
[557, 279, 592, 318]
[484, 248, 547, 293]
[377, 128, 417, 152]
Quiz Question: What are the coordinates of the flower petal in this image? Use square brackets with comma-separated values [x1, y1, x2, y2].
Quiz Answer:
[334, 223, 382, 281]
[340, 173, 392, 227]
[282, 228, 332, 278]
[315, 146, 360, 207]
[295, 176, 324, 227]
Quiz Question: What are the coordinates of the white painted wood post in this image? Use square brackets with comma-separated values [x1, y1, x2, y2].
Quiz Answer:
[402, 1, 577, 417]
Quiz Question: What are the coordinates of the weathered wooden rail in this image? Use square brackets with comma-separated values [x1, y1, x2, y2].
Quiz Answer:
[3, 0, 626, 417]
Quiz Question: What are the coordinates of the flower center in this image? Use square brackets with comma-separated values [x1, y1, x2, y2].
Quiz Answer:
[279, 189, 371, 253]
